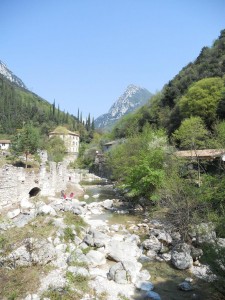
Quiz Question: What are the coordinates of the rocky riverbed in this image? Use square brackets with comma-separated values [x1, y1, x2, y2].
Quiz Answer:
[0, 179, 224, 300]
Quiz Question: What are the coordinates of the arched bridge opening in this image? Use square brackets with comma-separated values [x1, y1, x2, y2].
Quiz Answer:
[29, 187, 41, 198]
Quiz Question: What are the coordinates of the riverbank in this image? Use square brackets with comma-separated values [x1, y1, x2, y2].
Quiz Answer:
[0, 178, 224, 300]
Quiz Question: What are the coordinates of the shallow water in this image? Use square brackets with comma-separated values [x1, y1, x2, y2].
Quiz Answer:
[133, 260, 215, 300]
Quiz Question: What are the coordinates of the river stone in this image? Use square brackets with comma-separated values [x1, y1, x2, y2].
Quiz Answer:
[90, 275, 134, 300]
[178, 281, 193, 291]
[190, 246, 203, 260]
[101, 199, 113, 209]
[139, 255, 153, 263]
[144, 290, 161, 300]
[106, 239, 142, 262]
[171, 243, 193, 270]
[136, 269, 151, 281]
[86, 249, 106, 267]
[67, 249, 89, 265]
[38, 204, 57, 216]
[150, 228, 172, 245]
[136, 281, 154, 291]
[124, 233, 141, 245]
[190, 264, 216, 282]
[142, 235, 161, 252]
[83, 229, 109, 248]
[160, 252, 172, 261]
[146, 250, 157, 260]
[5, 238, 56, 267]
[93, 194, 100, 198]
[108, 260, 141, 284]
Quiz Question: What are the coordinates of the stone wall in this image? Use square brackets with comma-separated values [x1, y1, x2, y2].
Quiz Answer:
[0, 162, 69, 210]
[0, 159, 102, 210]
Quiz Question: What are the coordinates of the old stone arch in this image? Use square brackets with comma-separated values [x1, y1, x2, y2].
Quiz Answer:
[29, 187, 41, 197]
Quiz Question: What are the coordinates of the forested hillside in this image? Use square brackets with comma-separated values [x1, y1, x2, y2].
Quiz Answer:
[0, 74, 94, 141]
[111, 29, 225, 139]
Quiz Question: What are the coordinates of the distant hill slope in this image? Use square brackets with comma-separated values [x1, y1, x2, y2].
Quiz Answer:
[160, 29, 225, 109]
[0, 60, 26, 89]
[158, 29, 225, 134]
[95, 84, 152, 130]
[0, 63, 85, 137]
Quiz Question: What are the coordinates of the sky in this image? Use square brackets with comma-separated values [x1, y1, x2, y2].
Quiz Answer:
[0, 0, 225, 120]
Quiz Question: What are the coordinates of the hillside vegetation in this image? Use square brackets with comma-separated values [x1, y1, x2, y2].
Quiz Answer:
[0, 75, 94, 142]
[110, 29, 225, 139]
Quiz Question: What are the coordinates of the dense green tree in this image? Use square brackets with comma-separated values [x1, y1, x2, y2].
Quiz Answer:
[172, 116, 209, 149]
[108, 126, 168, 203]
[178, 77, 225, 126]
[46, 136, 66, 163]
[11, 123, 40, 168]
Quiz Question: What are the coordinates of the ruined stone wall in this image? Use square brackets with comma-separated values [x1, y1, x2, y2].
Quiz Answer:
[0, 158, 102, 210]
[0, 162, 69, 210]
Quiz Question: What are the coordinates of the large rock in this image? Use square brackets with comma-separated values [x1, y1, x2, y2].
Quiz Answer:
[107, 260, 142, 284]
[142, 235, 162, 252]
[106, 239, 142, 262]
[101, 199, 113, 210]
[144, 290, 161, 300]
[190, 264, 217, 282]
[67, 266, 89, 277]
[3, 238, 56, 268]
[86, 250, 106, 267]
[83, 229, 110, 248]
[135, 281, 154, 291]
[38, 204, 56, 216]
[67, 249, 89, 265]
[150, 228, 172, 245]
[190, 246, 203, 260]
[171, 243, 193, 270]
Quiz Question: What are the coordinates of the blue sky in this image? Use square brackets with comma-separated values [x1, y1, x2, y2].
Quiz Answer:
[0, 0, 225, 119]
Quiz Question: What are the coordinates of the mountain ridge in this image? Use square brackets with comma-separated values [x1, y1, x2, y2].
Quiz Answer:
[0, 60, 27, 89]
[95, 84, 152, 130]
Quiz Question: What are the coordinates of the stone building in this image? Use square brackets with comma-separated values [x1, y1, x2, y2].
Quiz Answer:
[49, 126, 80, 160]
[0, 139, 11, 150]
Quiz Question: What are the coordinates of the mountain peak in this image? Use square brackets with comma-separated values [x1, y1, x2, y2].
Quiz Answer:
[0, 60, 27, 89]
[95, 84, 152, 129]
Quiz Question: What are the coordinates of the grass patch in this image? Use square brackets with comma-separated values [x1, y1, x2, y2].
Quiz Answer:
[63, 212, 87, 237]
[66, 271, 89, 293]
[42, 288, 82, 300]
[63, 227, 75, 243]
[67, 251, 88, 268]
[42, 275, 94, 300]
[0, 265, 49, 299]
[0, 215, 56, 255]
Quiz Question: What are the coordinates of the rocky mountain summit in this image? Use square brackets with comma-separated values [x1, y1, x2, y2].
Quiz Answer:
[95, 84, 152, 129]
[0, 60, 26, 89]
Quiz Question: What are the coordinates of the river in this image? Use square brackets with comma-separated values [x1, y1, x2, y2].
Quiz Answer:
[80, 181, 219, 300]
